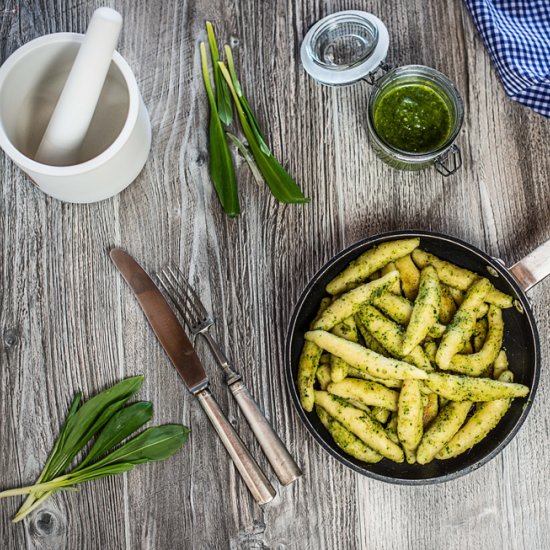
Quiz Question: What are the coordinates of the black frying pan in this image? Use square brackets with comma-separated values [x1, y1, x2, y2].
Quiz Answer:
[285, 230, 547, 484]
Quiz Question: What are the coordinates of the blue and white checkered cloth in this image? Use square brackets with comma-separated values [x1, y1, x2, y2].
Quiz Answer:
[464, 0, 550, 118]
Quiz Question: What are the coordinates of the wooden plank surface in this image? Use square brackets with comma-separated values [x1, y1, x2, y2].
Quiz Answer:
[1, 0, 549, 548]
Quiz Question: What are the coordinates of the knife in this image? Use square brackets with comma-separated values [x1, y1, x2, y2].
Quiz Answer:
[110, 248, 276, 505]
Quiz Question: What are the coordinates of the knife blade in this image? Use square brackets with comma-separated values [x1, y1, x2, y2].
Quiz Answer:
[110, 247, 207, 394]
[109, 248, 276, 505]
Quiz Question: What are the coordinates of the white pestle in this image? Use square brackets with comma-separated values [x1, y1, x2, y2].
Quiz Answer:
[34, 7, 123, 166]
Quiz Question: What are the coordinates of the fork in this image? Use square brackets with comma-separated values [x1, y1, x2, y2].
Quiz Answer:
[156, 266, 302, 487]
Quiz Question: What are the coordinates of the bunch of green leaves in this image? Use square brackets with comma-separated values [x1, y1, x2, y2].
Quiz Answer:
[0, 376, 190, 523]
[199, 22, 309, 217]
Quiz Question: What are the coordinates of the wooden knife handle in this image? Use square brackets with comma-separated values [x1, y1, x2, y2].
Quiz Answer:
[196, 388, 276, 505]
[229, 380, 302, 486]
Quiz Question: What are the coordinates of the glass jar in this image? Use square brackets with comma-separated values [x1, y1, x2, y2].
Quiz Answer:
[301, 11, 463, 176]
[367, 65, 463, 174]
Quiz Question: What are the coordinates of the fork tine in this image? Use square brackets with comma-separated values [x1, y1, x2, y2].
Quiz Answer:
[162, 266, 209, 321]
[156, 271, 201, 325]
[169, 265, 211, 318]
[157, 265, 212, 327]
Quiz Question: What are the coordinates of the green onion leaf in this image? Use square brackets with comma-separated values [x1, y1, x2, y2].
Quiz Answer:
[206, 22, 233, 126]
[200, 43, 240, 217]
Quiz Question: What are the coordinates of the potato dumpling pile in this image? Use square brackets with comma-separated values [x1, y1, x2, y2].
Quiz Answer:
[297, 238, 529, 465]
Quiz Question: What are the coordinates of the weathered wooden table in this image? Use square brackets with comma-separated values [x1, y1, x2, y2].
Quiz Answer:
[1, 1, 549, 548]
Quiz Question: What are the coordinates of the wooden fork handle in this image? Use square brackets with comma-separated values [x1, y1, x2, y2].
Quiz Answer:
[229, 380, 302, 486]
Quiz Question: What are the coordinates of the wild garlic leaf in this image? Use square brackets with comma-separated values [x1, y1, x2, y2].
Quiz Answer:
[206, 21, 233, 126]
[226, 132, 264, 186]
[46, 376, 144, 478]
[41, 392, 82, 480]
[76, 401, 154, 469]
[218, 62, 309, 204]
[16, 391, 84, 518]
[83, 425, 190, 471]
[58, 392, 82, 442]
[239, 97, 271, 155]
[66, 463, 136, 484]
[200, 42, 240, 217]
[6, 464, 137, 498]
[224, 45, 271, 155]
[5, 377, 189, 523]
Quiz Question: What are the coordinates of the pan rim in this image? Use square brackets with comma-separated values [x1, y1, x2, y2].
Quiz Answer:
[285, 229, 541, 485]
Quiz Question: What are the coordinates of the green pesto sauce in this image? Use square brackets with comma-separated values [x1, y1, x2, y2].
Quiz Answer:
[373, 84, 452, 153]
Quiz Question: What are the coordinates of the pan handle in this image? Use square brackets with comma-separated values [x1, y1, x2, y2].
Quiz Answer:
[510, 239, 550, 292]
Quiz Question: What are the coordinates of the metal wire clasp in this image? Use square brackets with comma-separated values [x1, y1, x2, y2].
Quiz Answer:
[363, 62, 392, 85]
[435, 144, 462, 176]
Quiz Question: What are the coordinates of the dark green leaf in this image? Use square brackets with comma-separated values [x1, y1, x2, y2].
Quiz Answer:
[76, 401, 154, 469]
[65, 463, 136, 484]
[239, 97, 271, 155]
[17, 392, 83, 516]
[80, 425, 190, 471]
[224, 45, 270, 155]
[57, 392, 82, 446]
[226, 132, 264, 186]
[219, 63, 309, 204]
[200, 43, 240, 217]
[42, 392, 82, 479]
[8, 377, 191, 523]
[46, 376, 144, 479]
[206, 21, 233, 126]
[252, 151, 310, 204]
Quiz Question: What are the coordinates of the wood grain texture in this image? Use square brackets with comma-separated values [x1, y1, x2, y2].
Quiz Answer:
[1, 0, 549, 549]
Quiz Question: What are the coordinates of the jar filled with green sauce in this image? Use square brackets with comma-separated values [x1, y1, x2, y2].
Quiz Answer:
[301, 11, 464, 175]
[373, 82, 452, 153]
[367, 66, 463, 173]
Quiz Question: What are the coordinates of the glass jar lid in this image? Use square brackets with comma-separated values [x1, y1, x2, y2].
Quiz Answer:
[301, 11, 389, 86]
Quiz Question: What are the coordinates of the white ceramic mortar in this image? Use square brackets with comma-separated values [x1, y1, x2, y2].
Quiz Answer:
[0, 32, 151, 203]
